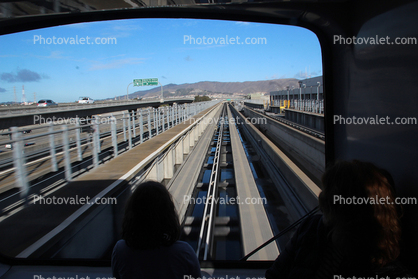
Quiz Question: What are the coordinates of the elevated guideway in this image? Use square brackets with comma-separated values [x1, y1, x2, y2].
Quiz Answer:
[242, 105, 325, 184]
[0, 102, 222, 258]
[0, 102, 320, 278]
[226, 105, 278, 260]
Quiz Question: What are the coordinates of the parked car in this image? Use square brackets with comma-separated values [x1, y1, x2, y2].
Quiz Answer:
[78, 97, 94, 104]
[37, 100, 58, 107]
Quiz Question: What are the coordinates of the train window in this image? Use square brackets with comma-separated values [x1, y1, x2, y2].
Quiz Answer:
[0, 18, 322, 262]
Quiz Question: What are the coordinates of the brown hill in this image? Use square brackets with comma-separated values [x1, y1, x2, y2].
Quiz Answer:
[126, 78, 300, 99]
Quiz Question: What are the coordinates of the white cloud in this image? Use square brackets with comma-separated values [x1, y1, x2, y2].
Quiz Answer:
[100, 23, 142, 38]
[33, 51, 69, 60]
[89, 58, 145, 70]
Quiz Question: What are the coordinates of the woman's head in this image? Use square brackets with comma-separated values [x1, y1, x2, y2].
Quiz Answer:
[122, 180, 180, 250]
[318, 160, 401, 267]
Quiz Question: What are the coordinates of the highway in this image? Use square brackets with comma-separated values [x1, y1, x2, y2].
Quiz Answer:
[0, 98, 194, 130]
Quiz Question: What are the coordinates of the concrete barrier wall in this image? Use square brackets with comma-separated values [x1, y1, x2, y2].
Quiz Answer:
[145, 104, 222, 182]
[243, 102, 264, 109]
[285, 109, 324, 133]
[230, 105, 320, 212]
[243, 107, 325, 184]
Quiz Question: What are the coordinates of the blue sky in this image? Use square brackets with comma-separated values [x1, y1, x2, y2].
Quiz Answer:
[0, 18, 322, 103]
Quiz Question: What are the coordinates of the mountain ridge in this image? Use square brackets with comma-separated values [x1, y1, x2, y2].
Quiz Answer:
[124, 78, 301, 99]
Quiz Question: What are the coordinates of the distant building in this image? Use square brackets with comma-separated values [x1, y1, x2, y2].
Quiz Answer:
[248, 93, 269, 100]
[270, 76, 323, 103]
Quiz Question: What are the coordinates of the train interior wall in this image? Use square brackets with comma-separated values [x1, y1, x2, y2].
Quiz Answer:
[328, 0, 418, 272]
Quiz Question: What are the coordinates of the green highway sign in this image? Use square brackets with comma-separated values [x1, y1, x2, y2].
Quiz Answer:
[133, 78, 158, 86]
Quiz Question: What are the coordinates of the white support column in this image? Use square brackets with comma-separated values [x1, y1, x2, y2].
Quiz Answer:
[139, 110, 144, 144]
[176, 105, 179, 125]
[92, 121, 99, 168]
[198, 120, 203, 137]
[183, 132, 190, 155]
[147, 164, 158, 181]
[127, 111, 132, 150]
[148, 109, 152, 139]
[122, 111, 127, 142]
[95, 116, 101, 153]
[62, 125, 72, 181]
[172, 106, 175, 126]
[132, 110, 136, 138]
[156, 159, 163, 182]
[163, 149, 173, 180]
[111, 115, 118, 158]
[75, 118, 82, 161]
[11, 127, 29, 199]
[175, 139, 184, 165]
[49, 123, 58, 172]
[168, 106, 171, 129]
[154, 108, 158, 136]
[157, 108, 161, 134]
[162, 107, 165, 132]
[147, 159, 163, 182]
[190, 126, 196, 148]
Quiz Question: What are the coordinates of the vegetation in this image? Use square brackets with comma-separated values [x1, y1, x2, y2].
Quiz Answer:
[194, 95, 211, 102]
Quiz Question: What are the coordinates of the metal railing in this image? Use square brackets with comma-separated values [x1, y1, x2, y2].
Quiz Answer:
[2, 101, 218, 200]
[271, 99, 324, 114]
[0, 98, 193, 116]
[196, 114, 224, 260]
[292, 99, 324, 114]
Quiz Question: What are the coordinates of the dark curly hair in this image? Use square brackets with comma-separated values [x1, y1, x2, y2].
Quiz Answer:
[319, 160, 401, 267]
[122, 180, 181, 250]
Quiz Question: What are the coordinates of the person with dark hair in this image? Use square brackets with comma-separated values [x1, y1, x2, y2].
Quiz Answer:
[112, 180, 201, 279]
[266, 160, 411, 278]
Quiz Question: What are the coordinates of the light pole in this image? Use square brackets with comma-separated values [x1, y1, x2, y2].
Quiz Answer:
[127, 82, 133, 101]
[317, 81, 321, 101]
[298, 80, 303, 100]
[286, 86, 290, 108]
[158, 82, 164, 103]
[302, 84, 306, 110]
[291, 86, 295, 108]
[301, 84, 306, 98]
